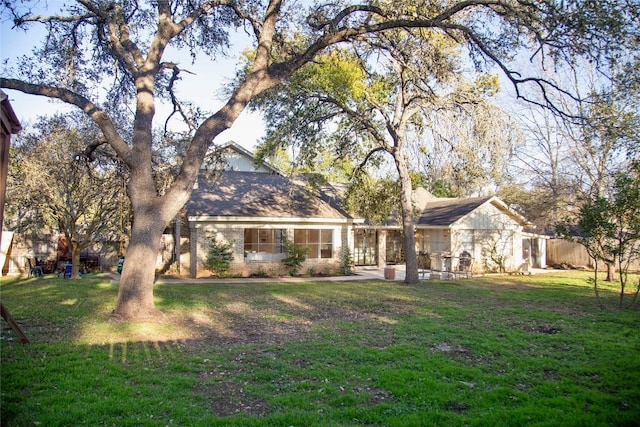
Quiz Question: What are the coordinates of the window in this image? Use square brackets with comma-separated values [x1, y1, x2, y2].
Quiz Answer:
[415, 229, 430, 254]
[459, 230, 474, 254]
[294, 229, 333, 259]
[244, 229, 285, 261]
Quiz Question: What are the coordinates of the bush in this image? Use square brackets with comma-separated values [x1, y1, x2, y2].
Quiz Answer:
[205, 239, 234, 276]
[340, 246, 354, 275]
[282, 239, 310, 276]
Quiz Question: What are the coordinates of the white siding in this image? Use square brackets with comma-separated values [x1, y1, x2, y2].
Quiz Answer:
[452, 202, 524, 272]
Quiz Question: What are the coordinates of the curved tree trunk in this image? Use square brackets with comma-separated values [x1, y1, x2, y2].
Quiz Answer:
[395, 151, 420, 284]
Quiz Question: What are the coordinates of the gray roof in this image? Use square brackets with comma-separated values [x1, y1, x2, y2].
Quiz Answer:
[187, 171, 352, 220]
[417, 196, 494, 226]
[186, 170, 526, 227]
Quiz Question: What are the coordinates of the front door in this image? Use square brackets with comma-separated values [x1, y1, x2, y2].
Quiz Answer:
[385, 230, 404, 264]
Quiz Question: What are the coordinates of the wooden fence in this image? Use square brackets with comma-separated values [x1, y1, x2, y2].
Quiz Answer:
[546, 238, 640, 271]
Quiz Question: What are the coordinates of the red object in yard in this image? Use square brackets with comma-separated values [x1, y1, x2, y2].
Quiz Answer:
[384, 267, 396, 280]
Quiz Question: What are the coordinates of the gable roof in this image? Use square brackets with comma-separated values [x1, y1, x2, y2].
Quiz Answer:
[215, 141, 282, 174]
[417, 196, 528, 227]
[187, 171, 353, 221]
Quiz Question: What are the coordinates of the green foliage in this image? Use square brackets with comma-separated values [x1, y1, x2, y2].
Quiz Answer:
[307, 50, 370, 105]
[345, 173, 400, 225]
[205, 239, 234, 277]
[282, 239, 310, 276]
[340, 245, 354, 275]
[408, 170, 428, 190]
[430, 178, 457, 198]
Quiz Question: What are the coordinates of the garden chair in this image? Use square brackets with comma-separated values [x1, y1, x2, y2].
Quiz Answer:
[453, 253, 473, 279]
[27, 258, 44, 277]
[62, 263, 73, 278]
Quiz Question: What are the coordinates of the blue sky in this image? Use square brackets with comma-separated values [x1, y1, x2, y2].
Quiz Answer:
[0, 7, 265, 150]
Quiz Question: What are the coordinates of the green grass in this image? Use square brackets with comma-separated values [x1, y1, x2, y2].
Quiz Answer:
[1, 271, 639, 426]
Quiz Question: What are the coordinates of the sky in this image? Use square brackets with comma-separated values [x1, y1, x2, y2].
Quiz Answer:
[0, 4, 266, 151]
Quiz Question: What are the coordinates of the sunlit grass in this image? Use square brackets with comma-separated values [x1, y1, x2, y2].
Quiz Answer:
[1, 271, 639, 426]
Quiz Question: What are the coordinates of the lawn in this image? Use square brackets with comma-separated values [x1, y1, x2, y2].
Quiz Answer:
[1, 271, 639, 426]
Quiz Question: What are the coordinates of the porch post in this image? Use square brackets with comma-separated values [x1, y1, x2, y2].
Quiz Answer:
[378, 230, 387, 267]
[190, 223, 198, 278]
[173, 216, 181, 270]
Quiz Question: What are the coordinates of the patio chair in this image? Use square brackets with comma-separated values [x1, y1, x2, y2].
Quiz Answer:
[62, 263, 73, 278]
[418, 252, 431, 278]
[27, 258, 44, 277]
[453, 253, 473, 279]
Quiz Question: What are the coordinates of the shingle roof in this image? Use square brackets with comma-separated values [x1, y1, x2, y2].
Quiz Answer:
[186, 171, 352, 220]
[417, 196, 494, 226]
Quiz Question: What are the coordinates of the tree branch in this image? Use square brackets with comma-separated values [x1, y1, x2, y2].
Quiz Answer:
[351, 147, 387, 180]
[0, 78, 131, 160]
[162, 63, 198, 133]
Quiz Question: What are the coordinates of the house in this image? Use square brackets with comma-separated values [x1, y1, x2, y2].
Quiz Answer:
[414, 195, 529, 273]
[179, 142, 530, 277]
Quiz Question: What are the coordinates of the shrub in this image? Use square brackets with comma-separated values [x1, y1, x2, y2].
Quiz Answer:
[340, 246, 354, 275]
[205, 239, 234, 276]
[282, 239, 310, 276]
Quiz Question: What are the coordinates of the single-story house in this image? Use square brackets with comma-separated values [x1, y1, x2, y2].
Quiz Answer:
[178, 142, 530, 277]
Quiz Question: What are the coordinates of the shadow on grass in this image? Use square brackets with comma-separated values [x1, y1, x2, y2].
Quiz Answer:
[2, 271, 633, 347]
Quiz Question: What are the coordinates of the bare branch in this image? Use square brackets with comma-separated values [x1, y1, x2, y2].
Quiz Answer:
[162, 64, 199, 133]
[351, 147, 387, 179]
[0, 78, 131, 159]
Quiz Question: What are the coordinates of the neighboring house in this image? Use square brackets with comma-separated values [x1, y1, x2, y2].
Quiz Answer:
[180, 142, 530, 277]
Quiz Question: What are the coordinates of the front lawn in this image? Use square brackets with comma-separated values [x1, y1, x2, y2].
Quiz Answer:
[1, 272, 639, 426]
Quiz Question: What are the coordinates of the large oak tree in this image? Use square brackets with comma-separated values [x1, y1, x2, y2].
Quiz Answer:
[250, 33, 509, 284]
[1, 1, 637, 319]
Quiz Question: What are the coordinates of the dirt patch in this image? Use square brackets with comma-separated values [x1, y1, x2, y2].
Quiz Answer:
[432, 342, 473, 357]
[529, 324, 560, 334]
[196, 379, 269, 417]
[445, 400, 470, 413]
[361, 386, 393, 406]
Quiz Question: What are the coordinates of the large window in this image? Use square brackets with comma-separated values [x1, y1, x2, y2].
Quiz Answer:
[354, 229, 377, 266]
[294, 229, 333, 259]
[244, 229, 285, 261]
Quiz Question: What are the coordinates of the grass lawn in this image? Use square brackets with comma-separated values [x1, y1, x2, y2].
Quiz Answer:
[1, 271, 639, 426]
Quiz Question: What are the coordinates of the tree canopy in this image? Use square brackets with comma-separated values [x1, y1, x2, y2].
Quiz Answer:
[250, 29, 515, 283]
[7, 114, 123, 278]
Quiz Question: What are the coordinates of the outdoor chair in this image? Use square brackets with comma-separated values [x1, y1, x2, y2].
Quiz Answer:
[62, 263, 73, 278]
[418, 252, 431, 278]
[453, 254, 473, 279]
[27, 258, 44, 277]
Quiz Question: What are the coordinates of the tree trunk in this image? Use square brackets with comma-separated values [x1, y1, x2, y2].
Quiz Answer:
[395, 152, 419, 284]
[71, 245, 82, 279]
[111, 207, 167, 321]
[605, 260, 615, 282]
[592, 257, 603, 310]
